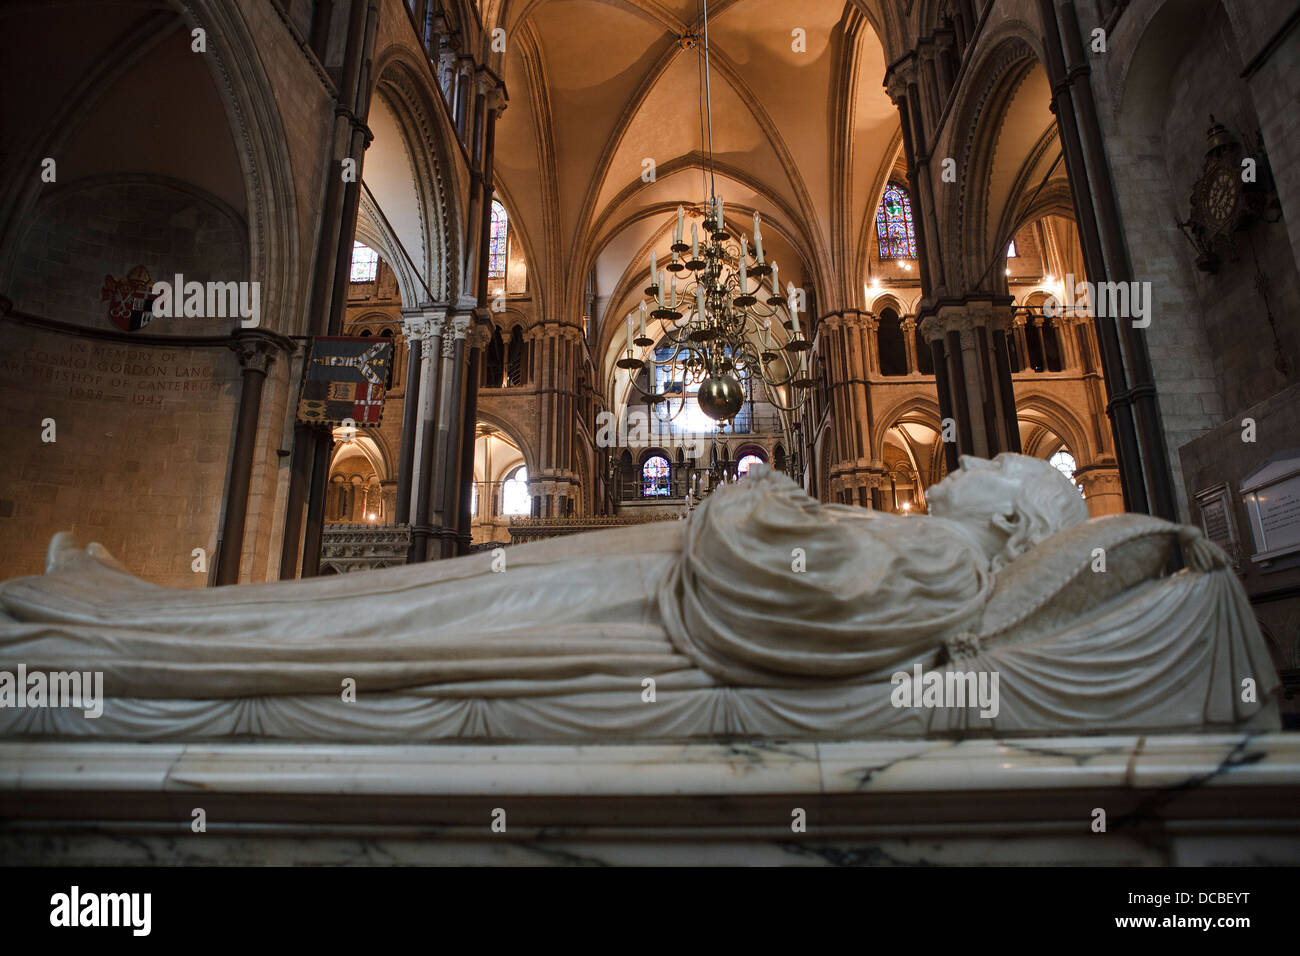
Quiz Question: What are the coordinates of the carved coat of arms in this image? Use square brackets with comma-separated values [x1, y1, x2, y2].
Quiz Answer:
[100, 265, 158, 331]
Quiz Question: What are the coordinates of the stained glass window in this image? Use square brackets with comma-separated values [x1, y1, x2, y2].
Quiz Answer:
[737, 454, 764, 477]
[1006, 240, 1018, 258]
[488, 201, 508, 280]
[350, 242, 378, 282]
[502, 466, 530, 515]
[875, 184, 917, 260]
[641, 456, 671, 497]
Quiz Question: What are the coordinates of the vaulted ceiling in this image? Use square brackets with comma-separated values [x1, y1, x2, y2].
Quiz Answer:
[486, 0, 902, 364]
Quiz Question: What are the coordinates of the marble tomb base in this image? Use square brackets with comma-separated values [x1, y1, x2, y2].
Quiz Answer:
[2, 733, 1298, 865]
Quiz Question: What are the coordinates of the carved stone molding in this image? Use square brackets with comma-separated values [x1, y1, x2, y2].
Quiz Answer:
[229, 328, 291, 374]
[401, 314, 429, 340]
[320, 524, 413, 574]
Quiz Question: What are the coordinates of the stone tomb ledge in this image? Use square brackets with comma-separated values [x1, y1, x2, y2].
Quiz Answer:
[1, 734, 1298, 865]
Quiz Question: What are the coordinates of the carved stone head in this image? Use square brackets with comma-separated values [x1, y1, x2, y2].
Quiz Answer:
[927, 453, 1090, 570]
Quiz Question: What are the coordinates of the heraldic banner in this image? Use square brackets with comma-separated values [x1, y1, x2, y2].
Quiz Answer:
[297, 336, 393, 427]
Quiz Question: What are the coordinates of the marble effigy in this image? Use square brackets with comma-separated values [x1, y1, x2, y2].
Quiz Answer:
[0, 454, 1281, 741]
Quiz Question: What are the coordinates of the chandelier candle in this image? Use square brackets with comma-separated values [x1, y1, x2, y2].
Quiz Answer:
[626, 314, 634, 353]
[676, 205, 685, 243]
[691, 222, 699, 259]
[771, 262, 779, 299]
[753, 212, 764, 264]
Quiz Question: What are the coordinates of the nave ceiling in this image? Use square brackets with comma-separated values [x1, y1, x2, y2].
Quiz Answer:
[482, 0, 904, 370]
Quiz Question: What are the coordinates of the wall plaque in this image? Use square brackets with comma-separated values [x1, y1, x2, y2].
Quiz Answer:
[1239, 450, 1300, 564]
[1194, 482, 1241, 571]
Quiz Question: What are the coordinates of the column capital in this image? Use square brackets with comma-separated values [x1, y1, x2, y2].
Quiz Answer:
[448, 312, 474, 338]
[919, 297, 1016, 339]
[229, 328, 291, 374]
[400, 314, 429, 340]
[884, 53, 917, 102]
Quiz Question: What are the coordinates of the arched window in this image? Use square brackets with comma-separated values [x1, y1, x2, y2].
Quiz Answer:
[1049, 450, 1077, 482]
[501, 466, 530, 515]
[485, 326, 505, 387]
[875, 184, 917, 259]
[877, 308, 908, 376]
[1006, 240, 1018, 258]
[506, 326, 523, 386]
[737, 454, 764, 477]
[1043, 317, 1064, 372]
[641, 455, 671, 497]
[350, 242, 378, 282]
[471, 482, 479, 517]
[488, 201, 508, 280]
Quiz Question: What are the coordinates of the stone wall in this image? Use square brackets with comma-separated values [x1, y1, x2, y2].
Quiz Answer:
[9, 178, 248, 337]
[1081, 0, 1300, 517]
[0, 322, 241, 587]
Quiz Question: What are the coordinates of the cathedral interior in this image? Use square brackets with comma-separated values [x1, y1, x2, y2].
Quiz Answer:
[1, 0, 1299, 873]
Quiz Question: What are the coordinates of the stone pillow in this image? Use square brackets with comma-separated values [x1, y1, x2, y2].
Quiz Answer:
[973, 514, 1179, 649]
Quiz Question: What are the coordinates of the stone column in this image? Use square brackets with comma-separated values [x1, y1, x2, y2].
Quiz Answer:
[817, 311, 881, 507]
[409, 311, 446, 561]
[296, 0, 381, 579]
[217, 330, 287, 586]
[394, 313, 427, 524]
[530, 322, 583, 520]
[454, 313, 492, 554]
[425, 311, 473, 560]
[919, 298, 1020, 460]
[1075, 462, 1124, 516]
[1012, 313, 1030, 372]
[901, 316, 919, 373]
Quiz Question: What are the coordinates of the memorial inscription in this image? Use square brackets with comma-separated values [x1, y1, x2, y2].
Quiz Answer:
[1239, 452, 1300, 563]
[0, 336, 226, 407]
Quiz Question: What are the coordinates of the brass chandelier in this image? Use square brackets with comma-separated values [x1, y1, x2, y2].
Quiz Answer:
[616, 0, 814, 427]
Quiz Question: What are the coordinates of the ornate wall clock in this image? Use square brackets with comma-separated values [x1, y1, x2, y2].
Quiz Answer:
[1179, 117, 1277, 273]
